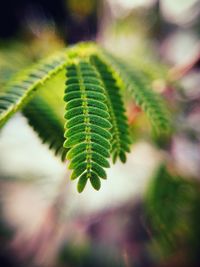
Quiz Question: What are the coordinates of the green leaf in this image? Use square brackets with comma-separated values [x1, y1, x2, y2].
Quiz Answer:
[102, 51, 171, 134]
[64, 60, 112, 191]
[91, 162, 107, 179]
[64, 132, 85, 147]
[91, 55, 131, 163]
[66, 142, 87, 160]
[90, 171, 101, 191]
[23, 95, 67, 159]
[77, 172, 88, 193]
[70, 162, 87, 180]
[0, 49, 67, 128]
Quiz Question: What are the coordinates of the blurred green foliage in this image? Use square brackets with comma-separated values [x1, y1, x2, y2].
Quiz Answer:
[145, 165, 200, 262]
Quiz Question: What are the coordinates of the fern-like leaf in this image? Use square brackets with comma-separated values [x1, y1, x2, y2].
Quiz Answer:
[23, 96, 67, 160]
[63, 60, 112, 192]
[90, 55, 131, 163]
[0, 50, 67, 128]
[101, 51, 171, 134]
[0, 42, 172, 193]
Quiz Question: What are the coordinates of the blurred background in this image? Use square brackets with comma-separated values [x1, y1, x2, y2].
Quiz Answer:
[0, 0, 200, 266]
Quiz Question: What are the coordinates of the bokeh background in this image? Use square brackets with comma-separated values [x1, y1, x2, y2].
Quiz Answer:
[0, 0, 200, 266]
